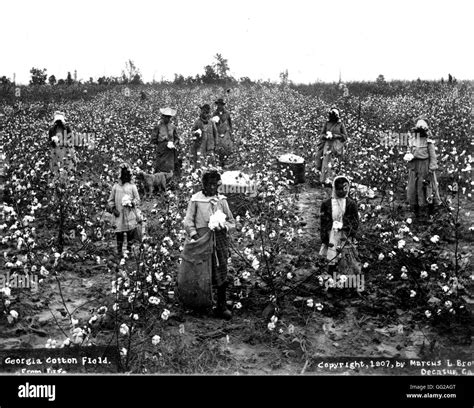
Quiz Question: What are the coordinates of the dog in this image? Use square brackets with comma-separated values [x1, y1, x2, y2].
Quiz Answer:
[136, 171, 173, 198]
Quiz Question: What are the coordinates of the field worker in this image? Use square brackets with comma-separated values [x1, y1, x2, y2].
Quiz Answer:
[405, 116, 441, 219]
[315, 107, 348, 186]
[181, 171, 235, 319]
[319, 175, 360, 275]
[151, 107, 180, 175]
[191, 104, 217, 167]
[212, 98, 235, 167]
[107, 163, 141, 257]
[48, 111, 77, 180]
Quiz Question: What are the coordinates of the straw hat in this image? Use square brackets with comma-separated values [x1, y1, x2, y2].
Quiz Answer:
[160, 107, 177, 117]
[415, 119, 429, 130]
[52, 111, 66, 124]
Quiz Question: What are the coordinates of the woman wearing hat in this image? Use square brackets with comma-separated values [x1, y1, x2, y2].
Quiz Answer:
[212, 98, 234, 167]
[191, 104, 218, 167]
[151, 107, 179, 174]
[406, 116, 441, 218]
[315, 107, 348, 186]
[48, 111, 77, 179]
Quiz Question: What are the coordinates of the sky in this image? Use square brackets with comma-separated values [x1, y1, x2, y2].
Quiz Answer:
[1, 0, 473, 85]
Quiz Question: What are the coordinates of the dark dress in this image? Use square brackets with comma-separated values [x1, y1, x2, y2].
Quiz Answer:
[320, 197, 359, 245]
[151, 121, 179, 173]
[48, 123, 76, 177]
[315, 120, 348, 182]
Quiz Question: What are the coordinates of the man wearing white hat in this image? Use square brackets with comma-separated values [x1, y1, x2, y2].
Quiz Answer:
[151, 107, 180, 174]
[48, 111, 77, 179]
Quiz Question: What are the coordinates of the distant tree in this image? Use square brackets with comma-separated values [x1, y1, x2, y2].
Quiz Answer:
[66, 72, 73, 86]
[57, 78, 65, 86]
[214, 53, 230, 79]
[89, 77, 94, 84]
[279, 69, 289, 86]
[130, 73, 142, 85]
[48, 75, 57, 86]
[122, 59, 142, 84]
[201, 64, 220, 84]
[1, 76, 12, 85]
[29, 67, 47, 85]
[185, 76, 197, 85]
[376, 74, 385, 84]
[173, 74, 185, 85]
[448, 73, 453, 83]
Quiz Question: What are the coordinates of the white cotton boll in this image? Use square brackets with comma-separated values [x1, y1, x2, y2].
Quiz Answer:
[121, 194, 132, 207]
[430, 235, 440, 244]
[120, 324, 130, 336]
[403, 153, 414, 162]
[212, 116, 220, 123]
[208, 210, 227, 230]
[161, 309, 170, 320]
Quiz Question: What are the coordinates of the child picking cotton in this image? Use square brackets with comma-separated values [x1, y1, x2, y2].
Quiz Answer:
[319, 176, 360, 274]
[107, 163, 141, 257]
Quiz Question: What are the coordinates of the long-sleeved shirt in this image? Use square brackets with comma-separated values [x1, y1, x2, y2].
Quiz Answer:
[320, 197, 358, 245]
[319, 120, 348, 142]
[107, 182, 141, 232]
[191, 118, 218, 152]
[184, 191, 235, 237]
[213, 108, 232, 135]
[408, 131, 438, 170]
[151, 121, 179, 144]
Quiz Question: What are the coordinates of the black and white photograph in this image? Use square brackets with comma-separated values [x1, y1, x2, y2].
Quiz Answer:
[0, 0, 472, 405]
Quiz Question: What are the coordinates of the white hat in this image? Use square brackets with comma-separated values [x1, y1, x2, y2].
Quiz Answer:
[53, 111, 66, 124]
[160, 107, 177, 117]
[415, 119, 429, 130]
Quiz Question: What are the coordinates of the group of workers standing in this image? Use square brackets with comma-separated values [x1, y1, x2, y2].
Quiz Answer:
[46, 99, 441, 320]
[150, 98, 235, 175]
